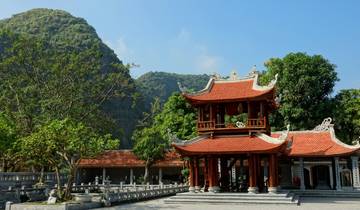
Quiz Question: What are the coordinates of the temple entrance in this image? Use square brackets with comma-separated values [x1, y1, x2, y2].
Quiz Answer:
[312, 165, 330, 189]
[217, 156, 271, 193]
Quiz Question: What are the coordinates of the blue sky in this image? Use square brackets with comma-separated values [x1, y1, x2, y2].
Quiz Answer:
[1, 0, 359, 91]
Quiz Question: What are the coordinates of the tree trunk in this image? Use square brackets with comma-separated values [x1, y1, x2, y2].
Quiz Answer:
[39, 166, 44, 184]
[1, 158, 4, 172]
[2, 159, 8, 172]
[144, 160, 152, 184]
[64, 166, 77, 200]
[54, 166, 62, 199]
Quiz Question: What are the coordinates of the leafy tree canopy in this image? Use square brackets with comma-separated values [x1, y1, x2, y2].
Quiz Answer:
[132, 93, 196, 182]
[20, 118, 119, 199]
[154, 92, 197, 140]
[333, 89, 360, 144]
[0, 112, 18, 172]
[260, 52, 338, 130]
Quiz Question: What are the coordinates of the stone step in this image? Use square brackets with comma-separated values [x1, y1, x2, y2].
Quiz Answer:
[169, 196, 293, 201]
[288, 190, 360, 197]
[164, 192, 299, 205]
[176, 192, 291, 198]
[164, 198, 298, 205]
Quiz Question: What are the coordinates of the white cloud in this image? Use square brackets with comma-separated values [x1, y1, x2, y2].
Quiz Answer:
[196, 54, 222, 73]
[105, 37, 133, 62]
[168, 28, 224, 74]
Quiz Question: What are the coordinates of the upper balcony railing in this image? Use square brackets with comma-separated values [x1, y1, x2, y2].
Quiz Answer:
[197, 117, 266, 133]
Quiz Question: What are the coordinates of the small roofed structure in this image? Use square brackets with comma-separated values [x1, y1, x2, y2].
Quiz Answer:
[78, 150, 184, 185]
[79, 150, 183, 168]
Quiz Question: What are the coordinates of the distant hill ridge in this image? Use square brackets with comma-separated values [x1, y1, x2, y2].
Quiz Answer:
[136, 71, 209, 109]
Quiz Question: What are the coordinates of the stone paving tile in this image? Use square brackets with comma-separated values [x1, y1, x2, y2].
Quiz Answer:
[94, 197, 360, 210]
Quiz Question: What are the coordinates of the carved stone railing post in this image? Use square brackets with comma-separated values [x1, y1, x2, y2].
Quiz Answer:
[351, 156, 360, 189]
[334, 157, 342, 190]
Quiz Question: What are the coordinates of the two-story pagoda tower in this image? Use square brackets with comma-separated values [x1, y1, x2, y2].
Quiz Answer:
[173, 68, 287, 193]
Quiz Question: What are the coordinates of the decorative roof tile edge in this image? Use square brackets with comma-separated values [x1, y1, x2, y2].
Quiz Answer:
[329, 125, 360, 149]
[177, 67, 278, 97]
[172, 134, 209, 146]
[256, 124, 289, 145]
[173, 132, 288, 148]
[273, 117, 360, 150]
[251, 72, 278, 91]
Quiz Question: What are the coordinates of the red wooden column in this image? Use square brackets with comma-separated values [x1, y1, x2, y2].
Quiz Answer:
[248, 154, 258, 193]
[208, 157, 213, 188]
[268, 154, 278, 193]
[188, 158, 195, 192]
[194, 158, 200, 192]
[203, 157, 209, 192]
[209, 157, 220, 192]
[256, 155, 264, 192]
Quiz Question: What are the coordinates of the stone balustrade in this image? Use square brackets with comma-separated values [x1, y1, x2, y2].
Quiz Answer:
[0, 172, 67, 189]
[3, 184, 188, 210]
[103, 184, 189, 204]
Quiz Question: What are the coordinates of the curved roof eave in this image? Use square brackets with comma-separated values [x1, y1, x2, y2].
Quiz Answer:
[179, 71, 278, 101]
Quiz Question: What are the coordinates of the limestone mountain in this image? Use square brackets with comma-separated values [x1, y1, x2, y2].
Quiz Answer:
[0, 8, 210, 148]
[0, 8, 140, 148]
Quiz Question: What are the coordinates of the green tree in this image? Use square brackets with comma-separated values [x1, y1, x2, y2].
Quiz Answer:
[21, 118, 119, 200]
[154, 92, 197, 140]
[132, 127, 167, 184]
[0, 112, 18, 172]
[260, 52, 338, 130]
[132, 93, 196, 183]
[333, 89, 360, 144]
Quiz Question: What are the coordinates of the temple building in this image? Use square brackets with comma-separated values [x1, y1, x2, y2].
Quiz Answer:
[79, 68, 360, 194]
[78, 150, 183, 185]
[172, 69, 360, 193]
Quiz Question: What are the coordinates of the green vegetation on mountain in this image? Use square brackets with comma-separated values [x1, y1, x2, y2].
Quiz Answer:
[0, 8, 140, 148]
[136, 71, 209, 109]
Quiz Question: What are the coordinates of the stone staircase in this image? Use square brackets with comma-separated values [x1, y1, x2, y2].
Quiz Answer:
[164, 192, 299, 205]
[289, 189, 360, 198]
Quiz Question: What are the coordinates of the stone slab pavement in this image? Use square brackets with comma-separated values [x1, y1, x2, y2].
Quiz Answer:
[94, 197, 360, 210]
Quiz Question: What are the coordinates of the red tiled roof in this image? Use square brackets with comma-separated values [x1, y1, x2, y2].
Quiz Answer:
[285, 131, 359, 157]
[173, 135, 285, 155]
[183, 79, 274, 103]
[78, 150, 183, 168]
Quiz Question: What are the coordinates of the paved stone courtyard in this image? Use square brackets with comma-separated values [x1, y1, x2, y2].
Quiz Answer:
[95, 197, 360, 210]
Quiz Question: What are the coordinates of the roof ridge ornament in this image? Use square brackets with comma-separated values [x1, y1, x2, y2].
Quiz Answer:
[279, 124, 290, 141]
[268, 74, 279, 87]
[177, 82, 188, 93]
[248, 65, 258, 77]
[211, 72, 221, 80]
[230, 70, 238, 80]
[255, 125, 289, 144]
[313, 117, 333, 131]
